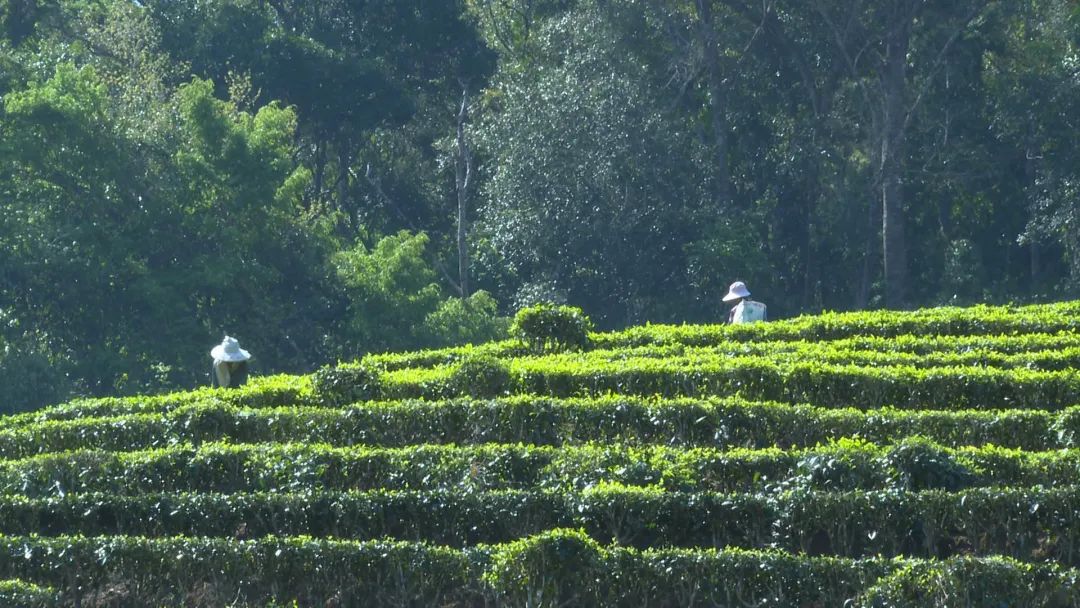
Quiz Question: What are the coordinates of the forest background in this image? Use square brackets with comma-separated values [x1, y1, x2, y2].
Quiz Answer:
[1, 0, 1078, 412]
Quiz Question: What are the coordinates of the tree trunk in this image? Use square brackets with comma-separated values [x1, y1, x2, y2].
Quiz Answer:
[857, 192, 881, 309]
[336, 140, 354, 229]
[455, 86, 473, 299]
[696, 0, 732, 207]
[880, 14, 911, 309]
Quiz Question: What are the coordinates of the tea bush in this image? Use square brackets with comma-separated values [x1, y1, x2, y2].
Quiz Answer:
[311, 362, 383, 406]
[448, 353, 516, 397]
[510, 304, 593, 352]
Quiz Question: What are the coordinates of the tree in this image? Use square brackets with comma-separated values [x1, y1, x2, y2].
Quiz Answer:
[787, 0, 998, 308]
[474, 2, 720, 325]
[984, 0, 1080, 293]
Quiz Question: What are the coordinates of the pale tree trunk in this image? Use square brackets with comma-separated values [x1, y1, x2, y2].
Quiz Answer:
[858, 193, 882, 308]
[1025, 140, 1041, 289]
[455, 86, 473, 299]
[880, 12, 911, 309]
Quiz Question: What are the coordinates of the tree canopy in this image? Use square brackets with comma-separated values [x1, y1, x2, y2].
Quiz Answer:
[1, 0, 1078, 411]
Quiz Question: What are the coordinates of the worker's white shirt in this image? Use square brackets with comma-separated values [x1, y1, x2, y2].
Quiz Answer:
[732, 300, 767, 324]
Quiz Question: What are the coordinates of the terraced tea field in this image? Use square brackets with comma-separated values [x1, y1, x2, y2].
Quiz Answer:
[2, 301, 1080, 606]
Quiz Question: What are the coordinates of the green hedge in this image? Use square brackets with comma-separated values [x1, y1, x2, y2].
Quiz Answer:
[378, 358, 1080, 409]
[2, 486, 1080, 563]
[0, 396, 1070, 459]
[514, 337, 1080, 371]
[0, 532, 1077, 607]
[0, 374, 311, 431]
[722, 344, 1080, 371]
[366, 302, 1080, 372]
[505, 358, 1080, 409]
[447, 353, 515, 397]
[593, 301, 1080, 348]
[311, 362, 383, 406]
[4, 439, 1080, 497]
[0, 580, 56, 607]
[0, 535, 478, 608]
[487, 530, 1080, 608]
[857, 556, 1080, 607]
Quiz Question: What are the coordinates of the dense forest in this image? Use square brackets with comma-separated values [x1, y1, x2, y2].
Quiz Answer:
[1, 0, 1078, 411]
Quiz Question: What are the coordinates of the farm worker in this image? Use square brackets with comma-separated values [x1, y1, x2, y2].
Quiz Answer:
[210, 336, 252, 388]
[723, 281, 767, 324]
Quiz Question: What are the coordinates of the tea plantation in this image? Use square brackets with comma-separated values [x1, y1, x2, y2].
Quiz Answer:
[3, 302, 1080, 606]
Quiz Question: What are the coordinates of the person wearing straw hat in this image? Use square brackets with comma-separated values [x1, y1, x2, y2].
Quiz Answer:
[210, 336, 252, 388]
[723, 281, 767, 324]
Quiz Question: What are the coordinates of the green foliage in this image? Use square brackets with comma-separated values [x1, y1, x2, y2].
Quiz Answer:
[0, 535, 476, 607]
[485, 528, 604, 606]
[884, 437, 976, 491]
[380, 346, 1080, 410]
[0, 579, 56, 607]
[448, 353, 515, 398]
[420, 290, 510, 348]
[0, 392, 1071, 461]
[332, 231, 443, 354]
[858, 558, 1080, 608]
[474, 1, 713, 324]
[311, 362, 383, 406]
[9, 438, 1080, 499]
[0, 54, 343, 406]
[0, 326, 72, 414]
[1, 301, 1080, 603]
[510, 304, 593, 352]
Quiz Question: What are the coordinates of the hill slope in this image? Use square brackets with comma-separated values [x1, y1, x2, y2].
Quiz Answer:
[2, 301, 1080, 606]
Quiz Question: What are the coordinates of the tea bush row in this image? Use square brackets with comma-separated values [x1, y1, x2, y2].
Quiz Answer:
[0, 534, 475, 608]
[363, 303, 1080, 372]
[352, 328, 1080, 375]
[2, 486, 1080, 561]
[5, 438, 1080, 497]
[488, 529, 1080, 608]
[594, 301, 1080, 348]
[0, 530, 1077, 607]
[2, 531, 1075, 608]
[0, 580, 56, 607]
[503, 341, 1080, 373]
[371, 357, 1080, 410]
[0, 396, 1075, 459]
[0, 375, 311, 431]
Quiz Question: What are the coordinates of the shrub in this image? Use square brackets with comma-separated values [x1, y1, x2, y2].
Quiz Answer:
[0, 329, 74, 415]
[857, 557, 1079, 607]
[449, 354, 515, 398]
[0, 579, 57, 607]
[484, 529, 605, 605]
[420, 291, 510, 348]
[510, 304, 593, 353]
[310, 362, 383, 406]
[885, 436, 975, 491]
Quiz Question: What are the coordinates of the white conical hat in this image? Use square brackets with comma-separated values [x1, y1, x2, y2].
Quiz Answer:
[210, 336, 251, 362]
[722, 281, 751, 302]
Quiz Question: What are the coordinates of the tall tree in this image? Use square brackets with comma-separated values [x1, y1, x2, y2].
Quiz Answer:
[792, 0, 996, 307]
[984, 0, 1080, 292]
[474, 1, 724, 324]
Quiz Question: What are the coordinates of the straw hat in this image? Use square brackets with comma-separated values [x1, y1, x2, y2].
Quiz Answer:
[210, 336, 251, 362]
[722, 281, 751, 303]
